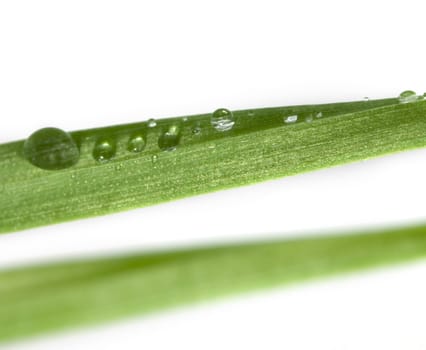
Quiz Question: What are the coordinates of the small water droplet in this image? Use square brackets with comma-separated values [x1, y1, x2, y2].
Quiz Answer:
[127, 135, 146, 153]
[158, 125, 181, 151]
[93, 139, 116, 163]
[315, 112, 323, 118]
[148, 119, 157, 128]
[151, 154, 158, 164]
[192, 124, 202, 135]
[284, 115, 298, 124]
[23, 127, 80, 170]
[399, 90, 418, 104]
[115, 163, 124, 171]
[211, 108, 235, 132]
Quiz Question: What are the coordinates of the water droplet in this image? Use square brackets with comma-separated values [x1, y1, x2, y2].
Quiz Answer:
[148, 119, 157, 128]
[127, 135, 146, 153]
[23, 127, 80, 170]
[192, 124, 202, 135]
[305, 114, 313, 123]
[211, 108, 235, 132]
[315, 112, 323, 118]
[93, 139, 116, 163]
[158, 125, 181, 151]
[284, 115, 298, 124]
[151, 154, 158, 164]
[399, 90, 418, 103]
[115, 163, 124, 171]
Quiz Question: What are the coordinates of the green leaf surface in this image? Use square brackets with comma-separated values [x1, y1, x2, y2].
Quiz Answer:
[1, 96, 426, 233]
[1, 223, 426, 342]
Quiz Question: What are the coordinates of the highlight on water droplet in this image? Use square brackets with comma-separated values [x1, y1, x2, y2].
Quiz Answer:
[127, 135, 146, 153]
[399, 90, 418, 104]
[147, 119, 157, 128]
[151, 154, 158, 164]
[158, 125, 181, 151]
[23, 127, 80, 170]
[284, 115, 298, 124]
[93, 139, 116, 163]
[211, 108, 235, 132]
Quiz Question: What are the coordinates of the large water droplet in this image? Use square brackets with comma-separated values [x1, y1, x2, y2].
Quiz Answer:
[284, 115, 298, 124]
[399, 90, 418, 103]
[23, 127, 79, 170]
[211, 108, 235, 132]
[158, 125, 181, 151]
[127, 135, 146, 153]
[93, 139, 116, 163]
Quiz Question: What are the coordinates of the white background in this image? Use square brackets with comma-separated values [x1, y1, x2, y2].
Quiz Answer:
[1, 0, 426, 349]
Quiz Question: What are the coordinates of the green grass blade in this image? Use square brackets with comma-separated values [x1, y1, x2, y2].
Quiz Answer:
[1, 223, 426, 342]
[1, 96, 426, 233]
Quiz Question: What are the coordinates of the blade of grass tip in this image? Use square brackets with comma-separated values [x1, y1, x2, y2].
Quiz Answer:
[1, 223, 426, 342]
[1, 92, 426, 233]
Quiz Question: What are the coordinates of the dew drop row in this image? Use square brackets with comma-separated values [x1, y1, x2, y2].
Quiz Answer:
[22, 91, 423, 170]
[23, 108, 235, 170]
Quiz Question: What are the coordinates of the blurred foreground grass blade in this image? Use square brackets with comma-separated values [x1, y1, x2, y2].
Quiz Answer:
[1, 223, 426, 342]
[2, 94, 426, 233]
